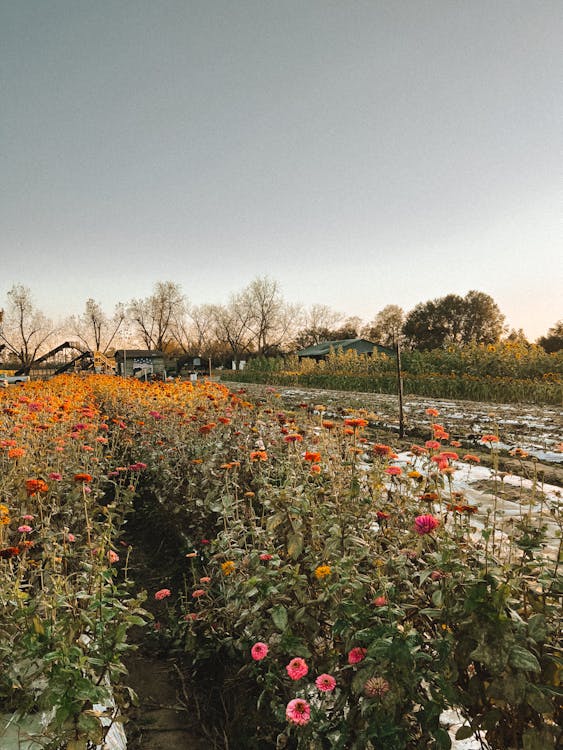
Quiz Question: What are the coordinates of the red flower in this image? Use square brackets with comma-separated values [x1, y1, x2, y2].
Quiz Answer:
[414, 514, 440, 535]
[348, 647, 367, 665]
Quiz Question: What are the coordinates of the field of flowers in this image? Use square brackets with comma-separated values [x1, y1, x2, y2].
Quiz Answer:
[0, 376, 561, 750]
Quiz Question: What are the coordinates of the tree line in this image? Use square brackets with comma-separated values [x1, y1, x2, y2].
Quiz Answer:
[0, 278, 561, 369]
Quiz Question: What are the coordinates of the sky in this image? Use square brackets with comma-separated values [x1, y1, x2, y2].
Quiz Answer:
[1, 0, 562, 340]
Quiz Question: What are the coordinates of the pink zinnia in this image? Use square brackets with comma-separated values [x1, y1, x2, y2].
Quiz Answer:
[384, 466, 402, 476]
[192, 589, 206, 598]
[251, 642, 269, 661]
[315, 673, 336, 692]
[259, 553, 272, 561]
[49, 472, 62, 480]
[18, 525, 32, 534]
[21, 514, 34, 520]
[414, 514, 440, 535]
[286, 698, 311, 726]
[154, 588, 171, 600]
[348, 647, 367, 665]
[67, 533, 76, 542]
[286, 657, 308, 680]
[107, 550, 119, 564]
[373, 596, 387, 607]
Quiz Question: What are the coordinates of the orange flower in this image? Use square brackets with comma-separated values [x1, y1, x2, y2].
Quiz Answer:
[303, 451, 321, 462]
[322, 420, 335, 430]
[250, 450, 268, 462]
[480, 434, 499, 444]
[73, 473, 93, 483]
[344, 418, 368, 428]
[8, 447, 25, 459]
[25, 478, 49, 496]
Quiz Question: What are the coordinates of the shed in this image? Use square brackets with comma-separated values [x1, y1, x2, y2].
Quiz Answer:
[296, 338, 392, 362]
[114, 350, 166, 378]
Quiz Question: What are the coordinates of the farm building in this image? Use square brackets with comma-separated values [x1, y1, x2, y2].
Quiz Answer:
[114, 350, 166, 378]
[296, 338, 392, 362]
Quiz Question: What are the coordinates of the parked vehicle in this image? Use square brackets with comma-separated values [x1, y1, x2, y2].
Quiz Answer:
[0, 373, 30, 386]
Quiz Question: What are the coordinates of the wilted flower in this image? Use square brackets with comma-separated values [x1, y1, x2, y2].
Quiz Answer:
[364, 676, 390, 698]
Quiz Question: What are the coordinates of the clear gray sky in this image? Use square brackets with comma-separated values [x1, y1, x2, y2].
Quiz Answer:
[1, 0, 561, 339]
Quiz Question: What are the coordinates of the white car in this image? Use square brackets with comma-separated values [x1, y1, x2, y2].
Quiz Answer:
[0, 373, 30, 386]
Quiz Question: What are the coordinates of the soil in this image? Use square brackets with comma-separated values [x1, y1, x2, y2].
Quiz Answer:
[124, 652, 205, 750]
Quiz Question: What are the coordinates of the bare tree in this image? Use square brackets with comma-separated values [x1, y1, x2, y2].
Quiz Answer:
[127, 281, 187, 351]
[0, 284, 56, 368]
[293, 304, 343, 348]
[242, 276, 301, 355]
[67, 298, 126, 353]
[211, 296, 255, 369]
[362, 305, 405, 348]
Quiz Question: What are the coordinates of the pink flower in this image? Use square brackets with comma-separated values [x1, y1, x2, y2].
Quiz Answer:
[49, 472, 62, 480]
[286, 657, 309, 680]
[21, 514, 34, 521]
[67, 533, 76, 542]
[384, 466, 402, 476]
[251, 642, 269, 661]
[348, 647, 367, 665]
[373, 596, 387, 607]
[259, 553, 272, 561]
[154, 588, 171, 601]
[107, 550, 120, 564]
[315, 673, 336, 692]
[192, 589, 206, 598]
[18, 525, 32, 534]
[286, 698, 311, 726]
[199, 576, 211, 583]
[414, 514, 440, 535]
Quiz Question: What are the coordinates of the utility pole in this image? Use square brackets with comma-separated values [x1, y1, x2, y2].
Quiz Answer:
[396, 338, 404, 439]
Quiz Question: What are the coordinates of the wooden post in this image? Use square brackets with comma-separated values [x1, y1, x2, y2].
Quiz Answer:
[396, 339, 404, 439]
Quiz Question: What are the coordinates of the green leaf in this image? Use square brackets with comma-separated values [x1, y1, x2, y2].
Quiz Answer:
[432, 727, 452, 749]
[455, 726, 474, 740]
[527, 613, 547, 643]
[509, 645, 541, 673]
[271, 604, 288, 632]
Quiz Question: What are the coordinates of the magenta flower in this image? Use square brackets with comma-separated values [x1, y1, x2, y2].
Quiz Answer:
[18, 525, 32, 534]
[251, 642, 269, 661]
[286, 657, 308, 680]
[348, 647, 367, 665]
[286, 698, 311, 726]
[49, 472, 62, 480]
[154, 588, 171, 601]
[315, 673, 336, 692]
[414, 514, 440, 535]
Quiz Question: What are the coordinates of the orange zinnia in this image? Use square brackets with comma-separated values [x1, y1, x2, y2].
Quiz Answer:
[73, 473, 93, 483]
[25, 479, 49, 496]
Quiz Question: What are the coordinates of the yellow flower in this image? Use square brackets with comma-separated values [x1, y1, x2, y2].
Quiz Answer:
[221, 560, 235, 576]
[314, 565, 331, 579]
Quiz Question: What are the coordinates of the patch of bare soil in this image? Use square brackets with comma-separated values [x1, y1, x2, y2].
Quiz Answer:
[124, 653, 206, 750]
